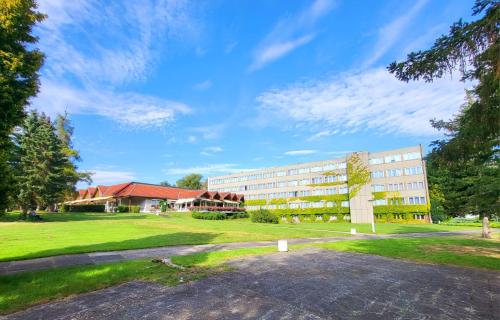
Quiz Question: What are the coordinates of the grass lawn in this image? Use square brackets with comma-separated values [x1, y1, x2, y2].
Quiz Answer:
[0, 246, 279, 315]
[316, 234, 500, 270]
[0, 211, 483, 262]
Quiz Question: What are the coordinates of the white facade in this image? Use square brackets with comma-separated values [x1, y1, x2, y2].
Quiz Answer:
[208, 146, 430, 223]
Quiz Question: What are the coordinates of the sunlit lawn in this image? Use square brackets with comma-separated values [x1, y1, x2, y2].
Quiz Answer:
[0, 211, 482, 262]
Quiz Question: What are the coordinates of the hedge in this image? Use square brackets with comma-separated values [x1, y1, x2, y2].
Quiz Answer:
[191, 211, 249, 220]
[117, 205, 141, 213]
[60, 204, 105, 213]
[188, 206, 246, 212]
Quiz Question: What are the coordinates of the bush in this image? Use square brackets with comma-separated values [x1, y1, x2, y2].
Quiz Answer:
[251, 209, 278, 224]
[117, 205, 129, 213]
[191, 211, 249, 220]
[192, 211, 227, 220]
[60, 204, 105, 213]
[188, 206, 245, 212]
[129, 205, 141, 213]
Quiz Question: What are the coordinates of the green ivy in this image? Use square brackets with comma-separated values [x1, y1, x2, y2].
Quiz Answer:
[246, 194, 349, 206]
[371, 191, 387, 200]
[245, 199, 266, 205]
[373, 204, 429, 214]
[251, 207, 350, 216]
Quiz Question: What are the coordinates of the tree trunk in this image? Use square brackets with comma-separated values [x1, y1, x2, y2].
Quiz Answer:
[20, 207, 27, 220]
[482, 215, 491, 239]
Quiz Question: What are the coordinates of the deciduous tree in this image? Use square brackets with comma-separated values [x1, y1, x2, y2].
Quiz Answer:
[176, 174, 203, 190]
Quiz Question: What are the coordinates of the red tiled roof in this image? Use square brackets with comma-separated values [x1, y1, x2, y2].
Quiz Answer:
[74, 182, 244, 202]
[77, 189, 87, 200]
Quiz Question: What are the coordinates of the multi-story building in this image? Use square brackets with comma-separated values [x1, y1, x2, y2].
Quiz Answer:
[208, 146, 431, 223]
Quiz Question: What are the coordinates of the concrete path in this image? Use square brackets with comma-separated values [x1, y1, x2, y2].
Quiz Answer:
[3, 248, 499, 320]
[0, 230, 484, 275]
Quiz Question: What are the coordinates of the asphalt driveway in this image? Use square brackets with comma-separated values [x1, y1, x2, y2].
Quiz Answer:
[3, 249, 499, 320]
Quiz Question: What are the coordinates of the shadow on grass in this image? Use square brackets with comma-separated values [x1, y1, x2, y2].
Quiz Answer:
[7, 232, 220, 262]
[0, 212, 149, 223]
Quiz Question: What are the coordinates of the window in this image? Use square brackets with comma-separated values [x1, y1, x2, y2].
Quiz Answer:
[369, 158, 383, 165]
[298, 167, 310, 174]
[276, 171, 286, 177]
[373, 199, 387, 206]
[288, 180, 298, 187]
[325, 188, 337, 195]
[341, 201, 350, 207]
[403, 152, 421, 161]
[384, 154, 402, 163]
[386, 169, 402, 177]
[339, 186, 348, 194]
[300, 202, 311, 208]
[288, 169, 298, 176]
[311, 166, 322, 172]
[312, 189, 324, 196]
[408, 196, 426, 204]
[323, 163, 337, 171]
[288, 191, 297, 197]
[372, 184, 385, 192]
[299, 179, 310, 186]
[338, 175, 347, 181]
[278, 181, 286, 188]
[325, 175, 337, 183]
[404, 166, 423, 175]
[372, 170, 384, 178]
[338, 162, 347, 169]
[312, 202, 324, 208]
[290, 203, 300, 209]
[299, 190, 311, 197]
[311, 177, 323, 184]
[388, 183, 404, 191]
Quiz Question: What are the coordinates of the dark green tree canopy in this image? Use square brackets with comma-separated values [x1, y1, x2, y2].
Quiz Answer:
[176, 174, 203, 190]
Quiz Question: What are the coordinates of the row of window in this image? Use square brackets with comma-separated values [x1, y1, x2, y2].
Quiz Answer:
[369, 152, 421, 165]
[372, 196, 426, 206]
[215, 175, 349, 193]
[246, 200, 350, 211]
[371, 181, 425, 192]
[371, 166, 423, 179]
[246, 187, 349, 200]
[210, 162, 348, 185]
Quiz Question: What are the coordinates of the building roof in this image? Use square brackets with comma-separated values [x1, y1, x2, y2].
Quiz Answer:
[74, 182, 244, 202]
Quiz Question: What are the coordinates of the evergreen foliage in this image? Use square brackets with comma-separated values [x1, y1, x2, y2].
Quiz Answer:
[176, 173, 203, 190]
[388, 0, 499, 236]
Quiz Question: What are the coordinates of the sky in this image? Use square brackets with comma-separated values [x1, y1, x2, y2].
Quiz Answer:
[30, 0, 474, 187]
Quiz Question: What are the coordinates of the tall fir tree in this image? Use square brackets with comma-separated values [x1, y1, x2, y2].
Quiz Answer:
[13, 112, 70, 216]
[388, 0, 499, 237]
[0, 0, 45, 213]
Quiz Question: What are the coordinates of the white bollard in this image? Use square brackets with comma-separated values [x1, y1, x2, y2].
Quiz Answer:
[350, 228, 357, 235]
[278, 239, 288, 252]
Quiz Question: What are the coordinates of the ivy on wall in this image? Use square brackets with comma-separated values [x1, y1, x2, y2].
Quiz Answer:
[245, 194, 349, 206]
[373, 204, 429, 214]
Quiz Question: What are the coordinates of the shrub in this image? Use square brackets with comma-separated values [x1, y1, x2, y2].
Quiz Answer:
[188, 206, 245, 212]
[60, 204, 105, 213]
[226, 211, 249, 219]
[129, 205, 141, 213]
[251, 209, 278, 224]
[192, 211, 227, 220]
[117, 205, 129, 213]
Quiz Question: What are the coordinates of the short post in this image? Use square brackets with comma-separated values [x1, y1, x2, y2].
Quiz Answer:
[278, 239, 288, 252]
[350, 228, 357, 235]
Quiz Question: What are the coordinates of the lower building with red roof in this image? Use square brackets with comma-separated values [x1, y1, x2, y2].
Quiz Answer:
[66, 182, 244, 213]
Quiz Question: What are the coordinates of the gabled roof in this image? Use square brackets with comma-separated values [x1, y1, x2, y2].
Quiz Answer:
[74, 182, 244, 202]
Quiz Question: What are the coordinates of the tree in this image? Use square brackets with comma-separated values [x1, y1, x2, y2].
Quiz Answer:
[12, 112, 75, 217]
[55, 112, 92, 200]
[346, 153, 371, 199]
[176, 174, 203, 190]
[0, 0, 45, 213]
[159, 181, 172, 187]
[388, 0, 499, 238]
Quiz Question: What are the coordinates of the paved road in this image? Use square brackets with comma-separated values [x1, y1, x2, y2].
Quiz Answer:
[4, 248, 499, 320]
[0, 230, 484, 275]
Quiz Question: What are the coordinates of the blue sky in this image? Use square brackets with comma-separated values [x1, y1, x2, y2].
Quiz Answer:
[31, 0, 473, 186]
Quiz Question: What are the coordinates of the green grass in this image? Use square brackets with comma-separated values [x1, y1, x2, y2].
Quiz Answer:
[0, 211, 482, 262]
[0, 259, 208, 315]
[316, 235, 500, 270]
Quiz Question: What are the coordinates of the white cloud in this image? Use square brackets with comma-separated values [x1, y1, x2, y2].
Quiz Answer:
[190, 124, 226, 140]
[284, 150, 317, 156]
[164, 164, 253, 176]
[194, 80, 213, 90]
[363, 0, 428, 68]
[200, 146, 223, 156]
[306, 130, 339, 141]
[33, 79, 192, 128]
[88, 170, 136, 185]
[249, 34, 315, 71]
[257, 68, 468, 137]
[33, 0, 198, 128]
[249, 0, 335, 71]
[187, 135, 197, 143]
